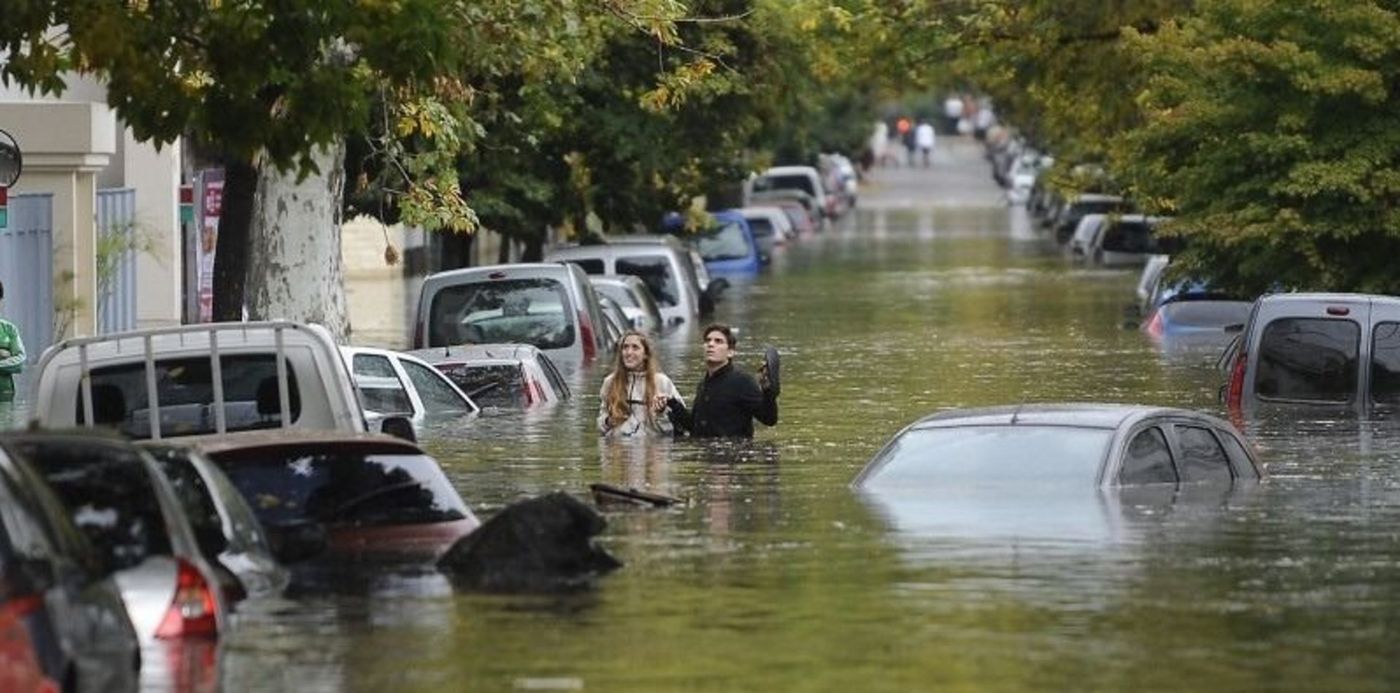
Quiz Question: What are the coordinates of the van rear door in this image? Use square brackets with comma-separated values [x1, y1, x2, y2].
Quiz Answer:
[1366, 298, 1400, 413]
[1248, 297, 1367, 414]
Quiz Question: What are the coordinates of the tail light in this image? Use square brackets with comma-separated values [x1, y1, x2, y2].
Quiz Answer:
[3, 593, 44, 618]
[1143, 309, 1164, 338]
[155, 559, 219, 639]
[577, 311, 596, 360]
[1226, 352, 1247, 411]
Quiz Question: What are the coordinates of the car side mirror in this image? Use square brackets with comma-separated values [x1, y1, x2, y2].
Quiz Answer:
[381, 416, 417, 443]
[265, 521, 328, 564]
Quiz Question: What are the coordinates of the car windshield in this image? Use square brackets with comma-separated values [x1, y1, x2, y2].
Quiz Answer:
[436, 363, 528, 408]
[694, 222, 752, 262]
[428, 278, 574, 350]
[748, 217, 775, 240]
[753, 174, 816, 197]
[859, 425, 1113, 489]
[1158, 301, 1252, 329]
[212, 447, 469, 528]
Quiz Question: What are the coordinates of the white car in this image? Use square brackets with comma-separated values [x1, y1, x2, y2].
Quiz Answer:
[341, 346, 479, 431]
[745, 165, 832, 220]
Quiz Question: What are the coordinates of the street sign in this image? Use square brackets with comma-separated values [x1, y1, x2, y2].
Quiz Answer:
[0, 129, 21, 188]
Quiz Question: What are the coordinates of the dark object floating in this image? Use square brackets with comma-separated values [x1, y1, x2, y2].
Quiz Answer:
[438, 492, 621, 593]
[589, 482, 682, 508]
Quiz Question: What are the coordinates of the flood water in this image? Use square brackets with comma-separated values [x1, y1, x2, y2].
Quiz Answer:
[219, 142, 1400, 691]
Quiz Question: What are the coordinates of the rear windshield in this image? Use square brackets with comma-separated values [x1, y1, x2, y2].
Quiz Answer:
[616, 256, 679, 307]
[13, 440, 173, 571]
[80, 355, 301, 439]
[1158, 301, 1252, 329]
[428, 278, 575, 350]
[748, 217, 775, 240]
[753, 174, 816, 197]
[1099, 221, 1157, 254]
[595, 283, 638, 309]
[1256, 317, 1359, 403]
[1371, 322, 1400, 405]
[695, 222, 752, 262]
[858, 425, 1112, 488]
[212, 448, 469, 528]
[436, 363, 527, 408]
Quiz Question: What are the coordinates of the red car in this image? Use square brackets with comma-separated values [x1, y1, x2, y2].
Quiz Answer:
[189, 431, 480, 562]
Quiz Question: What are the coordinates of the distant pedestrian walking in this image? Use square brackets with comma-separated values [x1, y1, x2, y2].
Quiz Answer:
[915, 120, 936, 168]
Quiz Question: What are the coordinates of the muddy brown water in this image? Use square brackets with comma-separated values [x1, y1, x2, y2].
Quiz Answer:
[71, 145, 1400, 690]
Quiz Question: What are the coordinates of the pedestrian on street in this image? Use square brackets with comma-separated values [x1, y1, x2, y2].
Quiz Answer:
[598, 330, 684, 438]
[0, 281, 25, 404]
[668, 323, 778, 439]
[915, 119, 936, 168]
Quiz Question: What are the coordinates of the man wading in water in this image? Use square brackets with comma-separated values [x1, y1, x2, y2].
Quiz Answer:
[668, 323, 779, 439]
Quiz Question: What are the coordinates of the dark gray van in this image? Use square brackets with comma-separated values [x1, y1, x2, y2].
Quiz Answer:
[1222, 293, 1400, 416]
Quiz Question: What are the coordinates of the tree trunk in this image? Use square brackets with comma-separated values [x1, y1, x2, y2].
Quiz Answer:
[245, 142, 351, 341]
[212, 156, 257, 321]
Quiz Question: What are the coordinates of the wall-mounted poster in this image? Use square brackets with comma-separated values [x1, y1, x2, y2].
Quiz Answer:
[196, 170, 223, 322]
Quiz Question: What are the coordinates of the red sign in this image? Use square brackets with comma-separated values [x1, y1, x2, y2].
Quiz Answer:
[203, 181, 223, 217]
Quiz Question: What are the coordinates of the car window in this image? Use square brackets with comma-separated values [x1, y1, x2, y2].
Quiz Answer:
[695, 222, 752, 262]
[0, 475, 56, 596]
[1100, 221, 1156, 254]
[858, 425, 1112, 488]
[1119, 427, 1177, 485]
[81, 355, 302, 438]
[616, 256, 679, 307]
[427, 278, 575, 349]
[436, 364, 527, 408]
[14, 440, 174, 571]
[356, 377, 414, 415]
[1174, 425, 1234, 483]
[537, 354, 571, 400]
[564, 259, 605, 275]
[352, 354, 398, 379]
[148, 448, 226, 557]
[1371, 321, 1400, 405]
[747, 217, 775, 240]
[753, 174, 816, 197]
[1217, 433, 1259, 481]
[400, 359, 473, 413]
[1255, 318, 1359, 403]
[594, 283, 638, 309]
[212, 448, 469, 528]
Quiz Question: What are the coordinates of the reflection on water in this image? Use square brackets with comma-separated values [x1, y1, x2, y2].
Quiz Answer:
[207, 160, 1400, 690]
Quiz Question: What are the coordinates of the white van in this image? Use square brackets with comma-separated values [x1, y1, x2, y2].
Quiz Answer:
[545, 236, 710, 326]
[1222, 293, 1400, 416]
[745, 166, 832, 220]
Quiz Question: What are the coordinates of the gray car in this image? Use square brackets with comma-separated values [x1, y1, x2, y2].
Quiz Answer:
[589, 275, 664, 334]
[546, 236, 712, 326]
[854, 403, 1263, 490]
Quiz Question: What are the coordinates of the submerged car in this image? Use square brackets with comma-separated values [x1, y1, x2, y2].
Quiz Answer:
[546, 236, 709, 326]
[193, 431, 480, 562]
[0, 439, 140, 693]
[854, 404, 1262, 490]
[589, 275, 664, 334]
[1221, 293, 1400, 417]
[341, 346, 479, 432]
[675, 210, 764, 276]
[411, 343, 572, 409]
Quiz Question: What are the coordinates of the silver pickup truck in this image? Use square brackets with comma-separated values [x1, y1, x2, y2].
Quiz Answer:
[27, 321, 373, 439]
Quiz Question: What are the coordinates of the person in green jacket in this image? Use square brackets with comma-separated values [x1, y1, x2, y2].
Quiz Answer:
[0, 280, 25, 403]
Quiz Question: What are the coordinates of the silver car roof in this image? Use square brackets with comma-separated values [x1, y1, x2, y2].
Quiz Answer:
[906, 403, 1191, 430]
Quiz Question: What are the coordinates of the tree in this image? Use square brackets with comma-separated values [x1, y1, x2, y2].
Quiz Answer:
[1114, 0, 1400, 295]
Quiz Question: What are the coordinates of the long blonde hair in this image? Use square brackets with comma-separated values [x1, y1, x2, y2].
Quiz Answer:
[606, 331, 658, 428]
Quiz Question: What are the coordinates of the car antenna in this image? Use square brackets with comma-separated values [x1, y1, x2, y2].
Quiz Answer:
[1010, 404, 1023, 425]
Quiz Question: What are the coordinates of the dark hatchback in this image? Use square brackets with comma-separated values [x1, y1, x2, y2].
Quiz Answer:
[0, 440, 140, 692]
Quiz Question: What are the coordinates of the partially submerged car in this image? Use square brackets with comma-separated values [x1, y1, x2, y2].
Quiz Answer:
[0, 439, 140, 693]
[411, 343, 571, 409]
[1221, 293, 1400, 417]
[414, 263, 613, 372]
[746, 165, 832, 220]
[545, 236, 709, 326]
[675, 210, 764, 276]
[589, 275, 664, 334]
[190, 431, 480, 562]
[854, 404, 1262, 490]
[28, 321, 370, 439]
[341, 346, 479, 433]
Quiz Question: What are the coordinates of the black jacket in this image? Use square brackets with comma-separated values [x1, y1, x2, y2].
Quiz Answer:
[668, 362, 778, 439]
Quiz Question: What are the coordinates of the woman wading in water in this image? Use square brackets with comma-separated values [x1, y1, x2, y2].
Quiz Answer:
[598, 331, 684, 438]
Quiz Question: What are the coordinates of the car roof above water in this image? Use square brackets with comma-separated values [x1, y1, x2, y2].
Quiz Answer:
[907, 403, 1187, 430]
